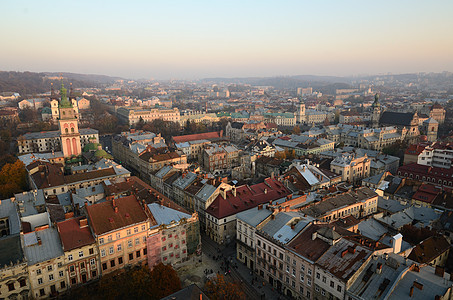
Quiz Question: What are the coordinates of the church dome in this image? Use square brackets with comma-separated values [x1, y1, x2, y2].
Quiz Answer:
[83, 142, 102, 152]
[94, 149, 113, 159]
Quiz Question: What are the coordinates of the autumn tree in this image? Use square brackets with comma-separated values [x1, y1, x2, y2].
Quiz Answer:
[292, 126, 301, 135]
[148, 262, 181, 299]
[204, 274, 245, 300]
[0, 160, 28, 199]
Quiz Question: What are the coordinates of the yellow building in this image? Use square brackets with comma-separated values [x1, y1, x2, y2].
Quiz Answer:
[86, 195, 150, 275]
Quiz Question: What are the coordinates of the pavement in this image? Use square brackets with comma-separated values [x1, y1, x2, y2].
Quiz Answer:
[174, 234, 290, 300]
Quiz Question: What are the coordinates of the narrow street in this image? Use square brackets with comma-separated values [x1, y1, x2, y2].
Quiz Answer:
[201, 234, 290, 300]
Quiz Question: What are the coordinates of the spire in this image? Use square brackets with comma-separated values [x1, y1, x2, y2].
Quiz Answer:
[59, 82, 72, 108]
[372, 93, 380, 108]
[51, 82, 55, 98]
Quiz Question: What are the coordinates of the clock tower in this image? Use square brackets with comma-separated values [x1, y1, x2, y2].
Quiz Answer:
[58, 83, 81, 157]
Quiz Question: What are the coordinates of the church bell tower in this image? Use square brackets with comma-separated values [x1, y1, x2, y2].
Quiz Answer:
[58, 83, 81, 157]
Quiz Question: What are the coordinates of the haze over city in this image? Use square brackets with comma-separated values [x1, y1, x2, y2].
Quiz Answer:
[2, 0, 453, 79]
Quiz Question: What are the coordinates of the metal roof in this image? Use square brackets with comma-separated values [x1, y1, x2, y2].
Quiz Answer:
[23, 227, 64, 265]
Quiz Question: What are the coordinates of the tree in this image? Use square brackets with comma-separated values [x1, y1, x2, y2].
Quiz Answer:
[148, 263, 181, 299]
[0, 160, 27, 199]
[292, 126, 301, 135]
[204, 274, 245, 300]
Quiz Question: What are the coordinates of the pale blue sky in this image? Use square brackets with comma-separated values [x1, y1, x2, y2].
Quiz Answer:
[1, 0, 452, 79]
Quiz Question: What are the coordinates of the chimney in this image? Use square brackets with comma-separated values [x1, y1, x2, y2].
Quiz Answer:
[392, 233, 402, 253]
[264, 188, 268, 194]
[291, 224, 295, 230]
[79, 218, 88, 228]
[271, 214, 275, 220]
[114, 206, 119, 213]
[435, 266, 445, 277]
[312, 232, 317, 240]
[258, 204, 263, 210]
[285, 206, 290, 212]
[37, 237, 42, 246]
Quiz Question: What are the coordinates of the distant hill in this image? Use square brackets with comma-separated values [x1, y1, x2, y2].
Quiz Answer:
[201, 75, 352, 91]
[0, 71, 123, 97]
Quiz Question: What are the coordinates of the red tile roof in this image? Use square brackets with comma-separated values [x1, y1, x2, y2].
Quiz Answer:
[206, 178, 290, 219]
[404, 144, 428, 155]
[398, 163, 453, 186]
[57, 217, 95, 251]
[86, 195, 149, 235]
[412, 183, 442, 204]
[172, 131, 223, 143]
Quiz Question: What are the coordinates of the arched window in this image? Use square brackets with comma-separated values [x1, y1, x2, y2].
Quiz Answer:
[65, 128, 68, 133]
[71, 128, 74, 133]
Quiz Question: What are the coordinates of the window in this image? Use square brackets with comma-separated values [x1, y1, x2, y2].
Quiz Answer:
[292, 280, 296, 288]
[58, 262, 62, 268]
[101, 249, 106, 257]
[8, 282, 15, 291]
[108, 235, 112, 242]
[59, 271, 64, 277]
[127, 229, 131, 235]
[315, 286, 320, 292]
[337, 285, 342, 292]
[144, 248, 147, 255]
[49, 274, 54, 281]
[321, 289, 326, 296]
[128, 240, 132, 248]
[99, 238, 104, 245]
[69, 254, 74, 261]
[293, 259, 296, 266]
[286, 266, 290, 273]
[37, 269, 42, 275]
[279, 253, 283, 260]
[89, 248, 94, 255]
[40, 289, 45, 296]
[80, 262, 85, 269]
[60, 281, 66, 289]
[141, 225, 146, 231]
[118, 257, 123, 264]
[116, 233, 121, 239]
[307, 269, 312, 276]
[109, 247, 114, 254]
[143, 236, 146, 243]
[79, 251, 84, 258]
[300, 274, 304, 283]
[129, 253, 134, 260]
[70, 266, 75, 272]
[134, 227, 138, 233]
[322, 276, 326, 283]
[300, 286, 304, 294]
[307, 278, 311, 286]
[19, 279, 26, 287]
[292, 268, 296, 277]
[71, 278, 76, 284]
[110, 260, 115, 268]
[330, 281, 335, 288]
[48, 265, 53, 271]
[90, 258, 96, 266]
[135, 238, 140, 245]
[117, 244, 122, 251]
[301, 265, 305, 273]
[136, 250, 141, 258]
[102, 263, 107, 270]
[38, 278, 43, 285]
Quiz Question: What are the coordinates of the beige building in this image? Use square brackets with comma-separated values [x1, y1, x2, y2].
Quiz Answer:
[330, 153, 371, 184]
[116, 107, 180, 125]
[24, 227, 67, 299]
[86, 195, 150, 275]
[57, 217, 100, 287]
[301, 187, 378, 222]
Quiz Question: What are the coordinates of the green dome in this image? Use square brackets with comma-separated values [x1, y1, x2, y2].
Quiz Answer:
[83, 143, 102, 152]
[94, 149, 113, 159]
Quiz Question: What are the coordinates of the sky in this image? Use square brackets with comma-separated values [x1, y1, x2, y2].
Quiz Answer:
[1, 0, 453, 80]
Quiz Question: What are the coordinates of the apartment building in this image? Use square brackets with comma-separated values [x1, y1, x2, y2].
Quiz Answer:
[330, 153, 371, 184]
[56, 217, 100, 287]
[116, 107, 180, 125]
[301, 187, 378, 222]
[86, 196, 150, 275]
[201, 144, 240, 172]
